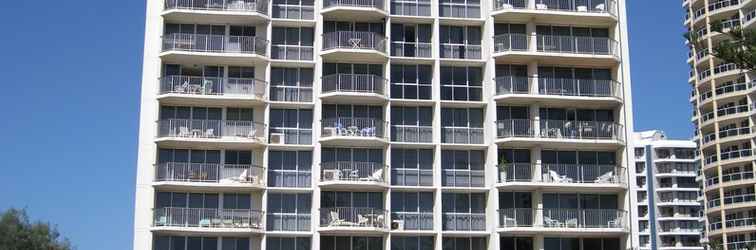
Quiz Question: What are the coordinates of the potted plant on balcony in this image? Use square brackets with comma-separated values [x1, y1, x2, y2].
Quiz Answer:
[498, 156, 510, 182]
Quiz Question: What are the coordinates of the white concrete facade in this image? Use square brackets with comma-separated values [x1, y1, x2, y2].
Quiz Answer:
[133, 0, 638, 250]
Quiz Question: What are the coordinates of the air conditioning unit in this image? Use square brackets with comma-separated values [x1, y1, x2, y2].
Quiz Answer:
[323, 170, 339, 181]
[391, 220, 404, 230]
[269, 133, 285, 144]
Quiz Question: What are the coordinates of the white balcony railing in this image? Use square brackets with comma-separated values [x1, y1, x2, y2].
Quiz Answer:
[164, 0, 269, 14]
[159, 75, 267, 99]
[391, 125, 433, 143]
[440, 44, 482, 59]
[541, 164, 625, 184]
[269, 85, 313, 103]
[267, 213, 311, 231]
[441, 127, 484, 144]
[162, 33, 268, 56]
[542, 208, 626, 229]
[494, 0, 617, 15]
[323, 0, 384, 9]
[535, 35, 619, 57]
[321, 118, 387, 139]
[320, 207, 388, 229]
[442, 169, 485, 187]
[494, 76, 531, 95]
[540, 120, 624, 141]
[442, 212, 486, 231]
[155, 162, 265, 185]
[390, 41, 432, 57]
[493, 33, 529, 52]
[267, 169, 312, 188]
[391, 211, 433, 230]
[157, 119, 267, 141]
[322, 31, 386, 52]
[153, 207, 264, 229]
[499, 208, 534, 227]
[321, 161, 387, 183]
[391, 168, 433, 186]
[538, 78, 622, 98]
[322, 74, 387, 95]
[271, 44, 314, 60]
[271, 4, 315, 19]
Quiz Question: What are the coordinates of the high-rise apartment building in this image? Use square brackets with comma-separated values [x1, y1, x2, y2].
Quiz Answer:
[684, 0, 756, 249]
[133, 0, 636, 249]
[633, 131, 704, 250]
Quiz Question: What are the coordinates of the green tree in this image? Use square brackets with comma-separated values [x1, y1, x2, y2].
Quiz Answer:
[0, 208, 73, 250]
[686, 23, 756, 71]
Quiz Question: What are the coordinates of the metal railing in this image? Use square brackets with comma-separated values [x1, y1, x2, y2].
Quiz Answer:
[267, 213, 311, 231]
[656, 163, 697, 175]
[390, 1, 432, 16]
[495, 76, 531, 95]
[153, 207, 264, 229]
[391, 125, 433, 143]
[271, 44, 314, 60]
[269, 127, 312, 145]
[162, 33, 268, 56]
[164, 0, 268, 14]
[498, 163, 535, 182]
[499, 208, 533, 227]
[271, 4, 315, 19]
[440, 44, 482, 59]
[320, 207, 388, 228]
[269, 85, 313, 103]
[322, 74, 386, 95]
[721, 171, 755, 183]
[493, 33, 529, 52]
[539, 120, 624, 141]
[390, 41, 432, 57]
[713, 63, 738, 75]
[324, 0, 384, 9]
[441, 127, 484, 144]
[541, 208, 626, 229]
[157, 119, 267, 141]
[715, 81, 751, 96]
[495, 119, 534, 138]
[391, 168, 433, 186]
[539, 78, 622, 98]
[322, 31, 386, 52]
[160, 75, 267, 99]
[492, 0, 527, 10]
[532, 0, 616, 15]
[535, 35, 618, 57]
[716, 104, 751, 117]
[267, 169, 312, 188]
[442, 212, 486, 231]
[441, 169, 485, 187]
[709, 193, 756, 208]
[541, 164, 625, 184]
[708, 0, 740, 12]
[155, 162, 265, 185]
[719, 148, 753, 161]
[726, 240, 756, 250]
[391, 211, 433, 230]
[321, 118, 387, 139]
[320, 161, 387, 183]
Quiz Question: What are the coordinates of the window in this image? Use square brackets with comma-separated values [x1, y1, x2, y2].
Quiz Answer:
[439, 0, 480, 18]
[155, 192, 219, 209]
[391, 148, 434, 186]
[160, 106, 222, 121]
[441, 150, 484, 187]
[267, 237, 311, 250]
[270, 109, 313, 144]
[535, 26, 611, 54]
[392, 237, 434, 250]
[267, 193, 311, 231]
[321, 148, 384, 165]
[223, 193, 251, 209]
[537, 67, 612, 96]
[441, 193, 486, 230]
[493, 24, 527, 51]
[272, 0, 314, 19]
[270, 67, 313, 102]
[271, 27, 314, 60]
[390, 0, 431, 16]
[499, 192, 532, 209]
[154, 236, 218, 250]
[221, 238, 250, 250]
[320, 236, 384, 250]
[391, 106, 433, 142]
[322, 105, 384, 121]
[439, 26, 482, 59]
[545, 238, 620, 250]
[390, 64, 432, 100]
[322, 64, 385, 93]
[391, 24, 432, 57]
[441, 108, 484, 144]
[440, 66, 482, 101]
[324, 21, 385, 34]
[441, 237, 486, 250]
[500, 237, 533, 250]
[268, 151, 312, 187]
[391, 192, 434, 230]
[494, 65, 528, 94]
[321, 192, 384, 208]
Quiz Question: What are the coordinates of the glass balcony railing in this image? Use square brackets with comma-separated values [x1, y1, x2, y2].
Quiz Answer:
[321, 118, 387, 139]
[155, 162, 265, 185]
[719, 148, 753, 161]
[492, 0, 527, 10]
[271, 44, 314, 60]
[440, 44, 482, 59]
[441, 127, 484, 144]
[493, 33, 530, 52]
[322, 74, 387, 95]
[266, 213, 311, 231]
[495, 119, 534, 138]
[538, 78, 622, 98]
[442, 212, 486, 231]
[442, 169, 485, 187]
[320, 207, 388, 229]
[269, 85, 313, 103]
[498, 208, 533, 227]
[498, 163, 534, 182]
[267, 169, 312, 188]
[157, 119, 267, 141]
[162, 33, 268, 56]
[322, 31, 387, 52]
[495, 76, 531, 95]
[391, 125, 433, 143]
[320, 161, 387, 183]
[390, 41, 432, 57]
[391, 168, 433, 186]
[153, 207, 264, 229]
[159, 75, 267, 99]
[271, 3, 315, 19]
[391, 211, 433, 230]
[164, 0, 269, 14]
[535, 35, 618, 57]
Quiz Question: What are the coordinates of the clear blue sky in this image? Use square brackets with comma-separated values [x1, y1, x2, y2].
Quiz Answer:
[0, 1, 691, 250]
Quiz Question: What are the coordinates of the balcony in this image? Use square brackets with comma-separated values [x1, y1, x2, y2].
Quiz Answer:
[441, 127, 484, 145]
[442, 212, 486, 231]
[498, 208, 534, 228]
[495, 119, 625, 148]
[708, 193, 756, 210]
[161, 34, 268, 65]
[719, 148, 753, 164]
[494, 76, 531, 96]
[391, 125, 433, 143]
[442, 169, 485, 188]
[496, 163, 626, 191]
[494, 35, 619, 67]
[155, 162, 265, 189]
[267, 169, 312, 188]
[267, 213, 311, 231]
[320, 161, 388, 189]
[156, 119, 267, 148]
[541, 208, 626, 230]
[321, 74, 388, 102]
[715, 104, 752, 121]
[440, 44, 483, 61]
[153, 207, 264, 232]
[491, 0, 618, 25]
[321, 31, 388, 62]
[158, 75, 267, 106]
[162, 0, 269, 24]
[390, 41, 433, 59]
[391, 168, 433, 186]
[391, 212, 433, 230]
[494, 76, 622, 106]
[321, 118, 388, 146]
[319, 207, 389, 233]
[322, 0, 387, 20]
[269, 85, 313, 104]
[541, 164, 624, 184]
[271, 44, 315, 61]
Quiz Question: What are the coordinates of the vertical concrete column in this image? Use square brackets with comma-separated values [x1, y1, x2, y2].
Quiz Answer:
[531, 104, 541, 139]
[534, 235, 545, 250]
[533, 189, 544, 229]
[532, 146, 542, 182]
[526, 21, 537, 53]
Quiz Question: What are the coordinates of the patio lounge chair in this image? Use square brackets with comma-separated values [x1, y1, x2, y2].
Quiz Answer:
[548, 170, 574, 183]
[543, 216, 562, 227]
[595, 172, 615, 183]
[179, 126, 191, 137]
